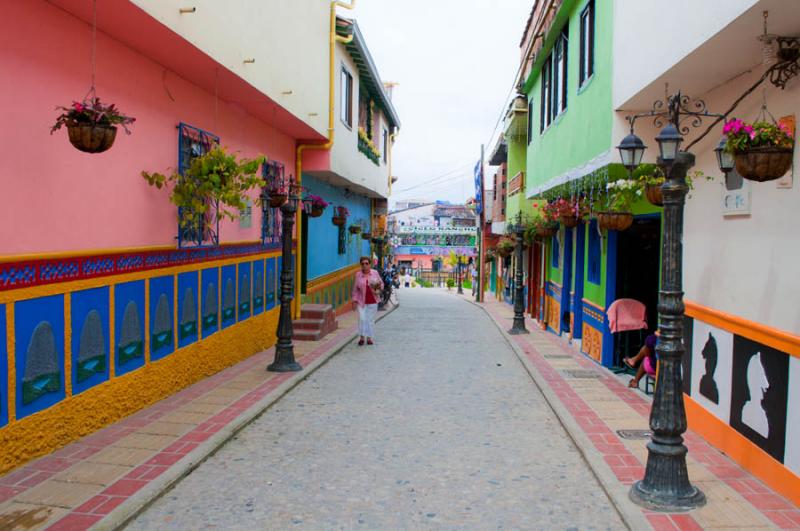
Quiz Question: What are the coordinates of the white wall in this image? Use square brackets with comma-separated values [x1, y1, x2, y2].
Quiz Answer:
[131, 0, 329, 137]
[330, 44, 391, 198]
[612, 0, 757, 108]
[682, 69, 800, 334]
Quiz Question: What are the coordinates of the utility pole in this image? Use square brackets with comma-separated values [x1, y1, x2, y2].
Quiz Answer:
[476, 144, 486, 302]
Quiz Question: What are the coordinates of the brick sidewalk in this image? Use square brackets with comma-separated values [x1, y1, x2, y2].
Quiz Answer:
[0, 309, 376, 530]
[468, 294, 800, 530]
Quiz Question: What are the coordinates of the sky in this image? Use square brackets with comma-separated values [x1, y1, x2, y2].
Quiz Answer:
[350, 0, 533, 206]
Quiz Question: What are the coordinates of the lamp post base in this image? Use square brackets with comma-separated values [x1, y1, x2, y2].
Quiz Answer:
[629, 479, 706, 513]
[508, 320, 529, 335]
[267, 345, 303, 373]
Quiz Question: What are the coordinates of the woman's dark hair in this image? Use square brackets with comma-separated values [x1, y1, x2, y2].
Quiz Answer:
[359, 256, 371, 265]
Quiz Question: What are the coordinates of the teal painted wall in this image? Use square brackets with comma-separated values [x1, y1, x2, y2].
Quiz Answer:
[524, 0, 614, 190]
[303, 175, 372, 281]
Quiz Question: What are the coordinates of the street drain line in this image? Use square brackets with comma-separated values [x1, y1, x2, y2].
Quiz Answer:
[616, 429, 652, 440]
[561, 369, 601, 379]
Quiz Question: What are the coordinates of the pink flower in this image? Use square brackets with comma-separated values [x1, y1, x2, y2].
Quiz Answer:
[72, 102, 84, 112]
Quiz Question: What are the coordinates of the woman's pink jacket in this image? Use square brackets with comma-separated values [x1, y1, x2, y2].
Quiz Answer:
[351, 269, 384, 307]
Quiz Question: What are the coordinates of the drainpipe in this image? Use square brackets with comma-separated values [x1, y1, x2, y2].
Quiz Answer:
[293, 0, 356, 318]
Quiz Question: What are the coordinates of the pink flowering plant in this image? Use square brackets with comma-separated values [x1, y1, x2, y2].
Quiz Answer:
[334, 206, 350, 218]
[51, 97, 135, 134]
[306, 194, 329, 209]
[723, 119, 794, 153]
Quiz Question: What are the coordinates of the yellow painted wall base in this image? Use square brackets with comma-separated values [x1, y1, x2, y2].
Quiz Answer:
[0, 307, 278, 475]
[685, 395, 800, 507]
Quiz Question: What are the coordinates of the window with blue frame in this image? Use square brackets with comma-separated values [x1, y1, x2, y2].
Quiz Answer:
[552, 233, 560, 268]
[177, 123, 220, 248]
[587, 219, 601, 284]
[261, 161, 284, 248]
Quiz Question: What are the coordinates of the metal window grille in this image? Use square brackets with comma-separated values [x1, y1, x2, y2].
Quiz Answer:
[260, 161, 285, 248]
[177, 123, 220, 248]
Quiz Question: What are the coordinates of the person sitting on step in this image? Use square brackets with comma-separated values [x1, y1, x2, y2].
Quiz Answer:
[624, 333, 658, 389]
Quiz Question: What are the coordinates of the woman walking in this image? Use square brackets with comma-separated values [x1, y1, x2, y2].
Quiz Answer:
[352, 257, 383, 346]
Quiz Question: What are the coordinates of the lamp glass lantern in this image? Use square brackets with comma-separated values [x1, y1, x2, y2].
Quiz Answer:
[617, 133, 647, 171]
[714, 136, 735, 174]
[655, 124, 683, 162]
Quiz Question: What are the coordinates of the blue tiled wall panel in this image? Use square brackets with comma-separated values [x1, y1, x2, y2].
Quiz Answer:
[15, 295, 65, 419]
[114, 280, 145, 376]
[0, 305, 7, 427]
[238, 262, 252, 322]
[201, 267, 219, 338]
[252, 260, 265, 315]
[71, 287, 110, 394]
[266, 258, 276, 311]
[177, 271, 199, 348]
[221, 265, 237, 329]
[149, 276, 175, 361]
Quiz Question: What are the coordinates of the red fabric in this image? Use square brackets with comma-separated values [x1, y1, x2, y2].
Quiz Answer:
[607, 298, 647, 333]
[364, 279, 378, 304]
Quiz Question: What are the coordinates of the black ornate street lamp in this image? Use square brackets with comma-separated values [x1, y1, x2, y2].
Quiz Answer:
[617, 91, 732, 511]
[508, 212, 528, 335]
[456, 255, 464, 294]
[267, 178, 307, 373]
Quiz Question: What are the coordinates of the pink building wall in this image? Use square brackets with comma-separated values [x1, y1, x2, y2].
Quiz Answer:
[0, 1, 297, 255]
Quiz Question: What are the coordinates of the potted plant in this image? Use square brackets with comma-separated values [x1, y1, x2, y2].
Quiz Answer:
[496, 237, 516, 258]
[349, 224, 362, 235]
[361, 231, 372, 240]
[51, 97, 135, 153]
[595, 178, 642, 231]
[724, 119, 795, 182]
[142, 147, 265, 233]
[332, 206, 349, 226]
[635, 164, 700, 206]
[548, 197, 589, 227]
[305, 194, 328, 217]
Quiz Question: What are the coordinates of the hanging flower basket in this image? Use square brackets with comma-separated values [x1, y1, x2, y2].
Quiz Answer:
[724, 119, 795, 182]
[349, 225, 362, 235]
[332, 216, 347, 227]
[361, 232, 372, 240]
[67, 123, 118, 153]
[596, 212, 634, 232]
[52, 98, 134, 154]
[269, 193, 287, 208]
[733, 147, 794, 182]
[536, 225, 558, 238]
[309, 205, 325, 218]
[559, 214, 580, 228]
[645, 184, 663, 207]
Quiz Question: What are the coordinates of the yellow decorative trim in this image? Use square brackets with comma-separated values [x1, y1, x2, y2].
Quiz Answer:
[0, 307, 280, 475]
[306, 264, 360, 293]
[6, 304, 15, 422]
[582, 323, 602, 362]
[685, 300, 800, 357]
[581, 298, 605, 312]
[64, 293, 72, 397]
[0, 251, 281, 305]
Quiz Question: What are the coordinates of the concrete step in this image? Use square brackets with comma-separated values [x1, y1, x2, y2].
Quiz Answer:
[294, 329, 322, 342]
[293, 318, 324, 331]
[301, 304, 334, 320]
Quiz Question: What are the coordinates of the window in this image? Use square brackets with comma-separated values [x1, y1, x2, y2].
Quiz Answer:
[260, 161, 284, 248]
[340, 67, 353, 128]
[552, 233, 560, 268]
[540, 28, 569, 132]
[177, 123, 219, 247]
[382, 127, 389, 163]
[579, 1, 595, 87]
[587, 219, 600, 283]
[527, 99, 533, 144]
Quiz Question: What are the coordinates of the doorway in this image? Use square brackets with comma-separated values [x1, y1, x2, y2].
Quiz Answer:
[613, 215, 660, 365]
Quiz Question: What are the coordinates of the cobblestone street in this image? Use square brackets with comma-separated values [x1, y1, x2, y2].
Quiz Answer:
[129, 289, 624, 530]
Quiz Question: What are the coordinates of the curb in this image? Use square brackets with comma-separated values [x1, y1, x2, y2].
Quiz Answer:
[94, 304, 398, 531]
[457, 296, 650, 531]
